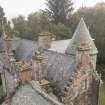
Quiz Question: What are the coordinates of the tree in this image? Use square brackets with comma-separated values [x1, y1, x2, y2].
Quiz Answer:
[45, 0, 74, 24]
[27, 13, 41, 40]
[27, 11, 51, 40]
[0, 6, 4, 19]
[0, 6, 5, 36]
[0, 6, 14, 38]
[38, 11, 51, 31]
[12, 11, 51, 40]
[5, 21, 14, 37]
[50, 23, 72, 40]
[12, 15, 28, 39]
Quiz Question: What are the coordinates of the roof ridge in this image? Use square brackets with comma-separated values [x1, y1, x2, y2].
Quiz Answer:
[30, 81, 63, 105]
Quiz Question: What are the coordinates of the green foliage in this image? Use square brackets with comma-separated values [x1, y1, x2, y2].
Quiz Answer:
[97, 65, 105, 80]
[0, 6, 4, 19]
[12, 11, 72, 40]
[12, 15, 28, 39]
[11, 0, 74, 40]
[27, 11, 51, 40]
[0, 6, 14, 38]
[12, 12, 51, 40]
[26, 13, 41, 40]
[5, 21, 14, 37]
[100, 83, 105, 105]
[50, 23, 72, 40]
[0, 6, 5, 36]
[0, 86, 4, 97]
[45, 0, 74, 24]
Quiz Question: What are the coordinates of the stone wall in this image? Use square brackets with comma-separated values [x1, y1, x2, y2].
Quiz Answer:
[63, 43, 100, 105]
[21, 70, 32, 82]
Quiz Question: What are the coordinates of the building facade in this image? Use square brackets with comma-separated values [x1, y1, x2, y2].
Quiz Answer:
[0, 18, 101, 105]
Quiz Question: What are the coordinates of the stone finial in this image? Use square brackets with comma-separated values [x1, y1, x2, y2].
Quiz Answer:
[1, 31, 13, 57]
[0, 21, 13, 56]
[38, 32, 52, 49]
[5, 36, 13, 56]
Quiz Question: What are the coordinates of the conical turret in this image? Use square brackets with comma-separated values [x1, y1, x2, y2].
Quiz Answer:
[65, 18, 98, 55]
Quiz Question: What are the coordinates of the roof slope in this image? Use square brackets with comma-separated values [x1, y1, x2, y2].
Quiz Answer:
[15, 39, 38, 60]
[43, 50, 76, 96]
[13, 39, 71, 60]
[49, 39, 70, 53]
[11, 82, 62, 105]
[66, 18, 98, 55]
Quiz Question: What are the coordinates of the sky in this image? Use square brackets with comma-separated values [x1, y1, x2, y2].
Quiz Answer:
[0, 0, 104, 19]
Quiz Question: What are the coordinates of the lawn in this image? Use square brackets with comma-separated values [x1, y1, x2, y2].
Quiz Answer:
[100, 82, 105, 105]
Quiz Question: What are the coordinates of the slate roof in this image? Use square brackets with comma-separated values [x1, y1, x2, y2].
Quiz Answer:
[49, 39, 70, 53]
[10, 81, 63, 105]
[66, 18, 98, 55]
[12, 39, 71, 60]
[14, 39, 38, 60]
[42, 50, 76, 96]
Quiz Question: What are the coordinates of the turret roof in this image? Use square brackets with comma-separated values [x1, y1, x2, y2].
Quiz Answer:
[65, 18, 98, 55]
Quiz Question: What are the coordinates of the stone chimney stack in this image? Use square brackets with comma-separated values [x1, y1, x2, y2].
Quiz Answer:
[38, 32, 52, 49]
[32, 48, 43, 83]
[1, 27, 13, 57]
[5, 37, 13, 56]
